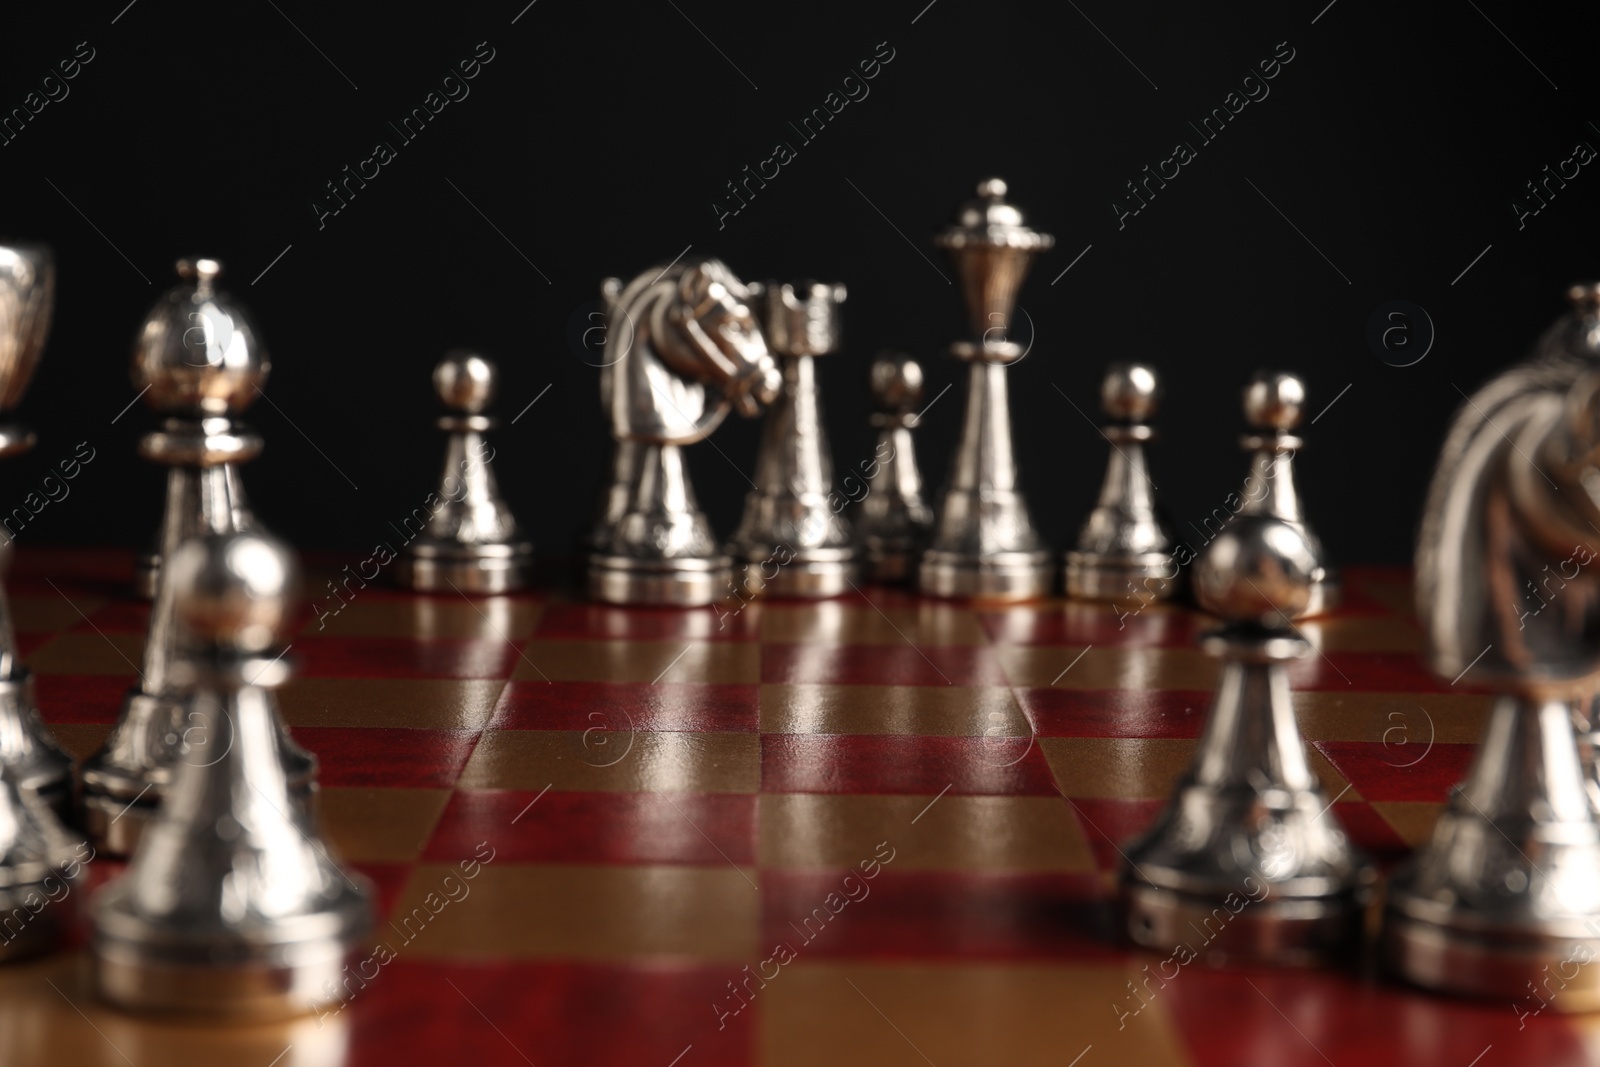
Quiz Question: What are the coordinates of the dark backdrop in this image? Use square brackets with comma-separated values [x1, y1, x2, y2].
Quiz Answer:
[0, 0, 1595, 568]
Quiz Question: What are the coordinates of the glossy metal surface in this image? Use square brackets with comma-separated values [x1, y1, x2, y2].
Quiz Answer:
[85, 261, 309, 856]
[1120, 515, 1375, 965]
[0, 770, 88, 963]
[1064, 363, 1181, 601]
[588, 258, 780, 606]
[1386, 283, 1600, 1007]
[919, 179, 1053, 601]
[857, 353, 934, 582]
[1235, 371, 1338, 617]
[727, 281, 856, 598]
[396, 352, 532, 593]
[92, 532, 371, 1017]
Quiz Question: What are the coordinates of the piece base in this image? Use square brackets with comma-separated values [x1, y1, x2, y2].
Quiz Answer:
[731, 548, 857, 599]
[917, 550, 1053, 603]
[1383, 910, 1600, 1010]
[1063, 550, 1181, 602]
[589, 554, 731, 607]
[394, 541, 533, 594]
[93, 942, 357, 1020]
[1119, 880, 1367, 968]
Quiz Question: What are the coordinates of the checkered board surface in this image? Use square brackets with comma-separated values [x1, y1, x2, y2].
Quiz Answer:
[2, 548, 1596, 1067]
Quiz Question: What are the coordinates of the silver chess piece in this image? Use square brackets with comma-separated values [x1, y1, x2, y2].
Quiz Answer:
[919, 178, 1054, 601]
[1064, 363, 1181, 602]
[396, 351, 532, 593]
[858, 353, 934, 582]
[0, 244, 72, 816]
[0, 768, 89, 962]
[1235, 371, 1337, 617]
[1120, 514, 1375, 965]
[1384, 283, 1600, 1010]
[726, 280, 856, 597]
[92, 531, 372, 1017]
[588, 258, 781, 606]
[82, 259, 313, 856]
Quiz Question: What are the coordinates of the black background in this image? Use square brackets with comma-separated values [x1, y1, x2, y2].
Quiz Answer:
[0, 0, 1595, 569]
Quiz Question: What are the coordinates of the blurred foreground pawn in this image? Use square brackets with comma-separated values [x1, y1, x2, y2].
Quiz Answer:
[919, 178, 1054, 601]
[1234, 371, 1337, 616]
[395, 352, 531, 592]
[588, 258, 781, 605]
[857, 353, 934, 582]
[0, 244, 72, 815]
[82, 260, 313, 856]
[726, 281, 856, 597]
[92, 531, 372, 1017]
[1119, 515, 1374, 965]
[1064, 363, 1181, 602]
[1384, 283, 1600, 1010]
[0, 770, 90, 962]
[131, 260, 260, 599]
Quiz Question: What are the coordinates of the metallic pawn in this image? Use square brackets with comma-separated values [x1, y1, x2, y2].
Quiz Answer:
[0, 244, 73, 816]
[1235, 371, 1338, 617]
[1064, 363, 1181, 602]
[82, 259, 312, 856]
[919, 178, 1054, 601]
[396, 352, 532, 592]
[857, 353, 934, 583]
[1384, 283, 1600, 1010]
[1120, 515, 1375, 965]
[131, 259, 259, 599]
[92, 531, 371, 1017]
[0, 770, 89, 962]
[726, 281, 856, 597]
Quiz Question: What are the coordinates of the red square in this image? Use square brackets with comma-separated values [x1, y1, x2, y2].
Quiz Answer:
[295, 727, 480, 789]
[761, 734, 1058, 795]
[489, 681, 759, 733]
[761, 644, 1008, 686]
[1312, 740, 1475, 803]
[35, 673, 129, 724]
[978, 605, 1201, 648]
[535, 602, 757, 641]
[295, 636, 518, 679]
[1016, 687, 1210, 739]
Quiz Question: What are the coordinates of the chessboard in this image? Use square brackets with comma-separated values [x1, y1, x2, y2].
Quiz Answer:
[1, 547, 1593, 1067]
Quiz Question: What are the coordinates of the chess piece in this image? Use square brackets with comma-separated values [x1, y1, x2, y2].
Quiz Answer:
[0, 770, 89, 962]
[1384, 283, 1600, 1009]
[82, 259, 313, 856]
[1064, 363, 1181, 602]
[0, 244, 72, 816]
[1234, 371, 1338, 616]
[919, 178, 1054, 601]
[1119, 514, 1375, 965]
[726, 280, 856, 597]
[588, 258, 781, 606]
[395, 351, 532, 592]
[92, 531, 372, 1017]
[858, 353, 934, 582]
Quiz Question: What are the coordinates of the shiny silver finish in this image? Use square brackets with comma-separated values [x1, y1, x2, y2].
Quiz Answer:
[858, 353, 934, 582]
[588, 258, 781, 606]
[396, 352, 532, 593]
[1120, 515, 1375, 965]
[727, 281, 856, 598]
[1064, 363, 1180, 601]
[1235, 371, 1337, 617]
[92, 532, 371, 1017]
[0, 770, 89, 962]
[919, 179, 1053, 601]
[1384, 283, 1600, 1008]
[84, 261, 309, 856]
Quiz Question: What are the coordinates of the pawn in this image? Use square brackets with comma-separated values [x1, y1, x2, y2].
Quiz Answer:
[1118, 514, 1374, 965]
[91, 531, 371, 1017]
[1064, 363, 1180, 602]
[1235, 371, 1338, 616]
[0, 771, 89, 962]
[855, 353, 934, 582]
[396, 351, 532, 593]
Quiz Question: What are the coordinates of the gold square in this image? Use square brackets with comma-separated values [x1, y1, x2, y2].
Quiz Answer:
[26, 632, 143, 676]
[759, 602, 987, 646]
[759, 794, 1094, 871]
[279, 678, 506, 730]
[1293, 691, 1490, 743]
[759, 684, 1026, 736]
[1298, 616, 1420, 653]
[318, 787, 451, 863]
[1372, 801, 1443, 847]
[997, 646, 1218, 690]
[458, 730, 760, 793]
[46, 724, 110, 762]
[11, 593, 105, 634]
[515, 640, 759, 683]
[386, 863, 758, 961]
[1041, 737, 1354, 800]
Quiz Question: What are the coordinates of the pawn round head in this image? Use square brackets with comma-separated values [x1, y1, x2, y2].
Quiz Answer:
[1242, 371, 1306, 431]
[1100, 363, 1160, 422]
[1193, 515, 1317, 626]
[869, 353, 924, 414]
[434, 350, 496, 413]
[132, 259, 269, 417]
[167, 531, 297, 655]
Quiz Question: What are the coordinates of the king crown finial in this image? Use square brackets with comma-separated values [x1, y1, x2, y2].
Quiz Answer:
[1243, 371, 1306, 432]
[433, 351, 496, 414]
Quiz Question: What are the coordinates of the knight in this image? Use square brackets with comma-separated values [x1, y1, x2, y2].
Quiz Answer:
[587, 258, 781, 606]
